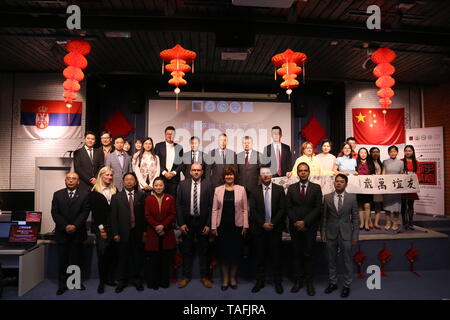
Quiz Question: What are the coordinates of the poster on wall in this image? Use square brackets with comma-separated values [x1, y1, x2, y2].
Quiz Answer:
[405, 127, 444, 216]
[18, 99, 82, 139]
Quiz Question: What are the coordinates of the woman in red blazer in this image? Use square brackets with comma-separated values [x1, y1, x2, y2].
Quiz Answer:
[211, 166, 249, 291]
[144, 177, 176, 289]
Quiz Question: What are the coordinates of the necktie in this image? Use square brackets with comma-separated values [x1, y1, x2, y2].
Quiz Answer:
[338, 194, 343, 212]
[245, 151, 249, 168]
[264, 186, 271, 222]
[221, 149, 225, 164]
[300, 183, 306, 200]
[192, 151, 195, 164]
[129, 192, 135, 228]
[88, 148, 93, 162]
[69, 191, 74, 199]
[193, 182, 199, 216]
[276, 145, 282, 176]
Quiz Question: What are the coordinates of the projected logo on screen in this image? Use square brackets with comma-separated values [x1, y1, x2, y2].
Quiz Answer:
[205, 101, 216, 112]
[192, 101, 203, 112]
[217, 101, 229, 112]
[230, 102, 242, 113]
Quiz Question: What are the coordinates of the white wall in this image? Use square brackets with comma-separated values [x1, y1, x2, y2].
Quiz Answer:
[0, 73, 86, 190]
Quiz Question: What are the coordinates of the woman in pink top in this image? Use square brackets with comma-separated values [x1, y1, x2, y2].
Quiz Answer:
[211, 166, 248, 290]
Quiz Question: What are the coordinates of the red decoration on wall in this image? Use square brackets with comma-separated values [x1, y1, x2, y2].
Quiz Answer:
[271, 49, 307, 97]
[353, 246, 367, 279]
[378, 243, 393, 277]
[103, 110, 135, 137]
[62, 39, 91, 120]
[405, 243, 420, 277]
[371, 48, 397, 110]
[300, 115, 327, 152]
[160, 44, 197, 111]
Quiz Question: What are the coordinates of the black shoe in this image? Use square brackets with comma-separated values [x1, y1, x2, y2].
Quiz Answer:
[56, 287, 67, 295]
[275, 283, 284, 294]
[324, 283, 338, 294]
[77, 284, 86, 291]
[290, 280, 303, 293]
[252, 280, 265, 293]
[306, 283, 315, 296]
[136, 283, 144, 291]
[221, 285, 229, 291]
[230, 284, 238, 290]
[115, 283, 126, 293]
[341, 287, 350, 298]
[105, 280, 117, 287]
[97, 283, 105, 294]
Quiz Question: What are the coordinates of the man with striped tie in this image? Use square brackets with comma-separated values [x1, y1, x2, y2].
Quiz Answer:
[176, 163, 213, 288]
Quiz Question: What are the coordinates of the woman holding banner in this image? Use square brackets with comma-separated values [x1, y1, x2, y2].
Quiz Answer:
[356, 148, 375, 231]
[369, 147, 383, 229]
[401, 145, 420, 230]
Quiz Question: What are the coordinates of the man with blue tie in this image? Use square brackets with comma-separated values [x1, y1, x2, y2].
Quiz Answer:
[249, 167, 286, 294]
[105, 136, 132, 191]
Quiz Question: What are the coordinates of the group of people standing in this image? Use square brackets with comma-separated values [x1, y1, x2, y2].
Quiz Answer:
[51, 126, 419, 298]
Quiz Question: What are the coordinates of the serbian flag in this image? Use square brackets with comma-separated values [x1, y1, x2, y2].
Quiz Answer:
[352, 108, 405, 145]
[19, 99, 82, 139]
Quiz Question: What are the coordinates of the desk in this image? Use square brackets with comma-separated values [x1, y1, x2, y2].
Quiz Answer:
[0, 243, 45, 296]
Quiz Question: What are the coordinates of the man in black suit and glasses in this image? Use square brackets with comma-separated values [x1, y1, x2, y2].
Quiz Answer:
[287, 162, 322, 296]
[111, 172, 147, 293]
[176, 163, 213, 289]
[51, 172, 90, 295]
[250, 167, 286, 294]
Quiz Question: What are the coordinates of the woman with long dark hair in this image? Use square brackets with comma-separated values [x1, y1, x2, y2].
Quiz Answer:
[401, 145, 420, 230]
[133, 137, 160, 193]
[356, 148, 375, 231]
[369, 147, 383, 229]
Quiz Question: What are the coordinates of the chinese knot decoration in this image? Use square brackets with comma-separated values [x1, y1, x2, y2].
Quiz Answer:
[371, 48, 397, 112]
[378, 243, 393, 277]
[160, 44, 197, 111]
[271, 49, 307, 98]
[62, 39, 91, 118]
[405, 243, 420, 277]
[353, 246, 367, 279]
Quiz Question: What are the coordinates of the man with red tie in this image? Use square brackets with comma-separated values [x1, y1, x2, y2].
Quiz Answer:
[237, 136, 261, 194]
[263, 126, 292, 177]
[287, 162, 322, 296]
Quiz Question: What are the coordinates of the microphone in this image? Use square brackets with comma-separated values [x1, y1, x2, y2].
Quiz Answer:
[64, 141, 84, 158]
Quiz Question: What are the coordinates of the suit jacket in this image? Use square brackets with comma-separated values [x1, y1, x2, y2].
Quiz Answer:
[237, 150, 261, 192]
[250, 183, 286, 235]
[286, 181, 323, 228]
[110, 190, 146, 242]
[144, 194, 177, 251]
[321, 191, 359, 241]
[208, 148, 237, 188]
[263, 143, 292, 177]
[51, 188, 90, 243]
[211, 185, 248, 230]
[181, 150, 210, 180]
[73, 146, 103, 191]
[89, 190, 113, 233]
[176, 178, 213, 228]
[104, 151, 132, 191]
[154, 141, 184, 184]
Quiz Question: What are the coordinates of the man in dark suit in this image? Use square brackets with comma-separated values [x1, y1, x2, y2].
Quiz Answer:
[321, 174, 359, 298]
[51, 172, 90, 295]
[111, 172, 146, 293]
[237, 136, 261, 193]
[181, 136, 210, 180]
[73, 131, 103, 191]
[250, 167, 286, 294]
[287, 162, 322, 296]
[154, 126, 184, 198]
[105, 136, 132, 191]
[263, 126, 292, 177]
[208, 133, 237, 188]
[176, 163, 213, 288]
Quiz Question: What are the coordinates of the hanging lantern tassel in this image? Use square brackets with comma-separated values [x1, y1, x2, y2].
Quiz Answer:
[162, 61, 165, 74]
[274, 67, 277, 80]
[174, 87, 180, 112]
[303, 63, 306, 84]
[192, 61, 194, 74]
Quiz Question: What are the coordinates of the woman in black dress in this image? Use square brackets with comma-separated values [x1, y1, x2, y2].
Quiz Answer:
[211, 166, 249, 290]
[89, 166, 118, 293]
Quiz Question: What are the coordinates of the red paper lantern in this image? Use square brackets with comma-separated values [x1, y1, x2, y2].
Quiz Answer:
[64, 52, 88, 70]
[272, 49, 307, 97]
[373, 63, 395, 78]
[63, 91, 77, 101]
[66, 39, 91, 56]
[63, 66, 84, 82]
[376, 76, 395, 88]
[63, 79, 81, 92]
[371, 48, 397, 64]
[377, 88, 394, 99]
[379, 98, 392, 108]
[372, 48, 397, 110]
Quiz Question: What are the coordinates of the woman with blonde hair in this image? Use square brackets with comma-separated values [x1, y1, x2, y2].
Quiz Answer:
[90, 166, 118, 294]
[289, 141, 322, 177]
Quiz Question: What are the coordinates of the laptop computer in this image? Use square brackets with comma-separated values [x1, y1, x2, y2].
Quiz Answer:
[11, 210, 42, 233]
[0, 224, 39, 250]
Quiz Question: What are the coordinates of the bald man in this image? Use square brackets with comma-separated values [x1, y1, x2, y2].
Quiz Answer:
[51, 172, 90, 295]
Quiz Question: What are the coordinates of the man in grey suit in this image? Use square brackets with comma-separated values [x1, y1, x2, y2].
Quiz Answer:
[321, 174, 359, 298]
[237, 136, 261, 193]
[208, 133, 236, 188]
[105, 136, 132, 191]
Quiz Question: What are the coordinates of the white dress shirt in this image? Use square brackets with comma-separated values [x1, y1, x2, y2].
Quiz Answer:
[299, 180, 309, 194]
[190, 179, 201, 216]
[334, 191, 345, 211]
[67, 188, 77, 198]
[163, 142, 176, 175]
[102, 187, 112, 204]
[84, 145, 94, 160]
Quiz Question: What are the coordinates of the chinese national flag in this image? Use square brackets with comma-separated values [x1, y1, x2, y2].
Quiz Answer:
[352, 108, 405, 145]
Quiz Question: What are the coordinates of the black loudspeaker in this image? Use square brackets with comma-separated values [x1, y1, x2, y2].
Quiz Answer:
[291, 94, 308, 118]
